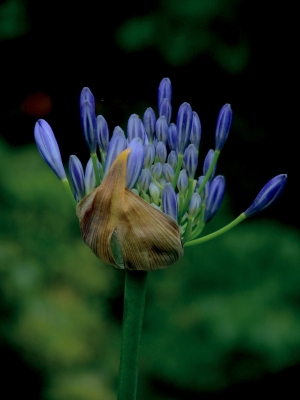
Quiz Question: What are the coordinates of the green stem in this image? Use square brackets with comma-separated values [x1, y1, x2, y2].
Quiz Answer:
[180, 178, 194, 221]
[189, 203, 206, 240]
[182, 215, 193, 244]
[91, 152, 101, 186]
[184, 213, 247, 247]
[61, 178, 76, 206]
[172, 153, 183, 189]
[197, 150, 220, 194]
[117, 270, 148, 400]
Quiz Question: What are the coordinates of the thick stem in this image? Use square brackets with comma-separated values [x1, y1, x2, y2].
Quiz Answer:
[117, 270, 148, 400]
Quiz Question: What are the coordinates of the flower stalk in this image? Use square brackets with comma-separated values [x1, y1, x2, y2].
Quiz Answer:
[117, 270, 148, 400]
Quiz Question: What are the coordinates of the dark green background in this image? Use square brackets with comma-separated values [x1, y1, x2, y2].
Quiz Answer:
[1, 1, 299, 398]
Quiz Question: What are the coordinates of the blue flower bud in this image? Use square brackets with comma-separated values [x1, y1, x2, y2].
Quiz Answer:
[215, 103, 232, 151]
[163, 163, 175, 183]
[162, 183, 178, 221]
[151, 162, 162, 180]
[97, 115, 109, 152]
[104, 126, 127, 173]
[156, 141, 167, 164]
[177, 169, 188, 194]
[168, 123, 178, 152]
[167, 150, 178, 170]
[158, 77, 172, 107]
[138, 169, 152, 192]
[144, 143, 155, 168]
[143, 107, 156, 142]
[190, 111, 201, 152]
[183, 144, 198, 178]
[84, 158, 94, 193]
[203, 149, 217, 179]
[34, 119, 66, 180]
[84, 158, 101, 194]
[149, 182, 161, 204]
[204, 175, 226, 222]
[80, 93, 97, 153]
[127, 114, 145, 142]
[160, 177, 167, 188]
[177, 102, 193, 154]
[189, 192, 201, 217]
[156, 116, 168, 144]
[244, 174, 287, 218]
[159, 98, 172, 124]
[80, 87, 95, 111]
[126, 138, 144, 189]
[69, 155, 86, 201]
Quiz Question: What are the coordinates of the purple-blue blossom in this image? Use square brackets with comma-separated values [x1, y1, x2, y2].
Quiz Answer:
[104, 127, 127, 173]
[244, 174, 287, 217]
[126, 138, 144, 189]
[69, 155, 86, 201]
[158, 77, 172, 107]
[183, 144, 198, 178]
[190, 111, 201, 152]
[177, 102, 193, 154]
[34, 119, 66, 180]
[204, 175, 226, 222]
[97, 115, 109, 152]
[189, 193, 201, 217]
[143, 108, 156, 143]
[80, 89, 97, 153]
[162, 183, 178, 221]
[203, 149, 217, 179]
[127, 114, 145, 143]
[159, 98, 172, 125]
[215, 103, 232, 151]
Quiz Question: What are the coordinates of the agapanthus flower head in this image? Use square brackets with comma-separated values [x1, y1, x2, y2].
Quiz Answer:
[34, 78, 287, 270]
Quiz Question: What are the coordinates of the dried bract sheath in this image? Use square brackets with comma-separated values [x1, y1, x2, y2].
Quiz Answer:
[76, 149, 183, 271]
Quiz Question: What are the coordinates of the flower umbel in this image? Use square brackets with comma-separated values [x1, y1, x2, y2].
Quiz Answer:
[34, 78, 287, 270]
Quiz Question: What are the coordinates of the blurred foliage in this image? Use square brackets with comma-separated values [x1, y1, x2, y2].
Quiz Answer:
[0, 140, 119, 399]
[1, 139, 300, 399]
[0, 0, 29, 40]
[116, 0, 249, 73]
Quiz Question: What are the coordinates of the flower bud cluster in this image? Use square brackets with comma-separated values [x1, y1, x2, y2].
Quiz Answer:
[34, 78, 287, 247]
